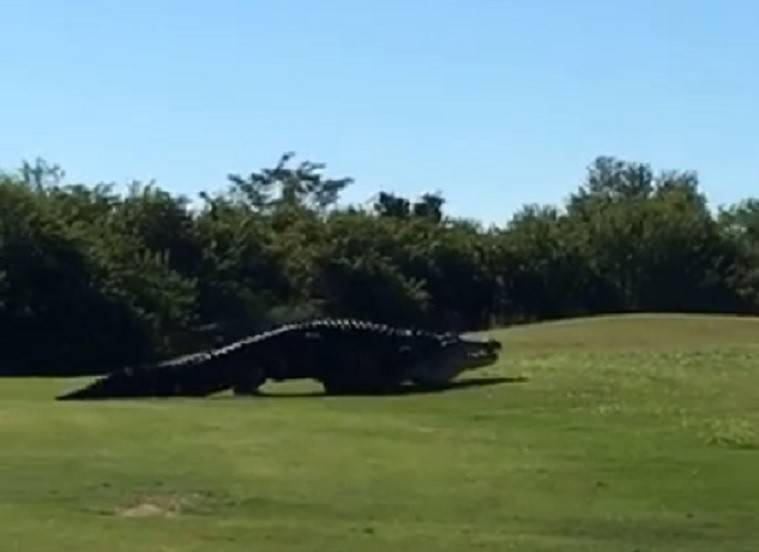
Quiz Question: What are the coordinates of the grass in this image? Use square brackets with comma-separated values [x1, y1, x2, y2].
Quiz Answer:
[1, 314, 758, 551]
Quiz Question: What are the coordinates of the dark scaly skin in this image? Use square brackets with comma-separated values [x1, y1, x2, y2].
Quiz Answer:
[56, 318, 502, 400]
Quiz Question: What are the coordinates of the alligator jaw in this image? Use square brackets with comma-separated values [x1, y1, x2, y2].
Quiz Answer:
[405, 334, 502, 388]
[459, 335, 502, 372]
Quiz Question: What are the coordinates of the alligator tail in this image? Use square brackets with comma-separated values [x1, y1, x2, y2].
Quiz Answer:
[55, 350, 238, 401]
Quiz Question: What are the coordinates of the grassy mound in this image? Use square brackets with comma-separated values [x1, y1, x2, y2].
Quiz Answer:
[1, 314, 757, 551]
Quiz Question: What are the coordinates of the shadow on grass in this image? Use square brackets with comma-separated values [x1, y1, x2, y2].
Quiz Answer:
[234, 376, 528, 399]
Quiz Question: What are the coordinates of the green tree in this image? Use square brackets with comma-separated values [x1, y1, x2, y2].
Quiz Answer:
[226, 152, 352, 212]
[374, 192, 411, 219]
[718, 200, 759, 310]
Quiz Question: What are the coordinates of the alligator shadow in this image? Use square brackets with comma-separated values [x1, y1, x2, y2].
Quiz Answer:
[244, 376, 528, 399]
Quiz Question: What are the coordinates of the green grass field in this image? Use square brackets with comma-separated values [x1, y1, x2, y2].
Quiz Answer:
[1, 314, 758, 551]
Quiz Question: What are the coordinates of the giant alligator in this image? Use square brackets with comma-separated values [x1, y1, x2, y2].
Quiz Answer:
[56, 318, 502, 400]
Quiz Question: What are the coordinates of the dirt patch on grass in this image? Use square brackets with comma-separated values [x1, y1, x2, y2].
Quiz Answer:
[116, 492, 214, 518]
[704, 417, 758, 450]
[119, 502, 172, 518]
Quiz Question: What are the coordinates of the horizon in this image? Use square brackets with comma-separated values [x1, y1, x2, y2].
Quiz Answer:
[2, 1, 757, 225]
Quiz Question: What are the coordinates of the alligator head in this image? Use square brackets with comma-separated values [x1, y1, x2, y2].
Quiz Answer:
[406, 332, 502, 388]
[455, 333, 503, 370]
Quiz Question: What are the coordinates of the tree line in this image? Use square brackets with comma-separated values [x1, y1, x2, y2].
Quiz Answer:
[2, 153, 758, 375]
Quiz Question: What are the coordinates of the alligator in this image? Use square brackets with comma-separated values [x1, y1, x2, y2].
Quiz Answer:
[56, 318, 502, 400]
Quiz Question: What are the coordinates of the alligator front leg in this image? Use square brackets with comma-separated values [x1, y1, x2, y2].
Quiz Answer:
[319, 348, 404, 395]
[231, 366, 267, 396]
[407, 358, 461, 390]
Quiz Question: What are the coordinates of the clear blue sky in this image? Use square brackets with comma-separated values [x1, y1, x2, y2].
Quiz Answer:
[2, 1, 757, 225]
